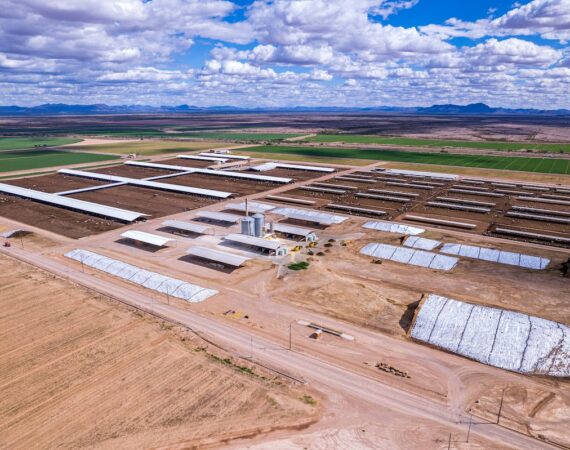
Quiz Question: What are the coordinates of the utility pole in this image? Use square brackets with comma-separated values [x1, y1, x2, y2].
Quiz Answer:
[466, 414, 472, 443]
[497, 388, 506, 425]
[447, 433, 451, 450]
[289, 322, 292, 350]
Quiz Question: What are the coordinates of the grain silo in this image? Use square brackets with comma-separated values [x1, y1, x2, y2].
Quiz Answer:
[241, 216, 255, 236]
[253, 213, 265, 237]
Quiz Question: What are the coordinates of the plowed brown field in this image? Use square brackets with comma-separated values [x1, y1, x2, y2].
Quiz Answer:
[0, 254, 316, 449]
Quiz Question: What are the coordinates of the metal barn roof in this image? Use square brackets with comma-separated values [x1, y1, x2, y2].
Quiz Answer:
[273, 163, 334, 172]
[271, 207, 347, 225]
[224, 233, 282, 250]
[199, 153, 250, 160]
[125, 161, 292, 183]
[385, 169, 459, 180]
[271, 223, 315, 237]
[176, 155, 228, 162]
[187, 246, 250, 266]
[161, 220, 212, 234]
[224, 201, 275, 213]
[195, 211, 243, 223]
[59, 169, 232, 198]
[121, 230, 175, 247]
[0, 182, 147, 222]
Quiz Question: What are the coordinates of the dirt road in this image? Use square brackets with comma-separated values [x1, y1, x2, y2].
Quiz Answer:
[1, 246, 560, 450]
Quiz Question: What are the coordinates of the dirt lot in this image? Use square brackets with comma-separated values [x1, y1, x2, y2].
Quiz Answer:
[0, 253, 317, 449]
[92, 165, 179, 179]
[163, 172, 284, 196]
[5, 173, 108, 193]
[470, 384, 570, 448]
[275, 170, 570, 248]
[262, 167, 327, 182]
[268, 223, 570, 336]
[159, 157, 219, 168]
[0, 194, 122, 238]
[70, 185, 218, 218]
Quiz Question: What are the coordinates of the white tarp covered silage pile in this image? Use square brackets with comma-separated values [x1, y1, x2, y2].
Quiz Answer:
[403, 236, 441, 251]
[362, 221, 425, 235]
[411, 294, 569, 377]
[440, 243, 549, 270]
[360, 243, 458, 271]
[65, 249, 217, 302]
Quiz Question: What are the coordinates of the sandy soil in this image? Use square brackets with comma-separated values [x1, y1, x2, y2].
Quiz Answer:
[0, 253, 317, 450]
[471, 384, 570, 448]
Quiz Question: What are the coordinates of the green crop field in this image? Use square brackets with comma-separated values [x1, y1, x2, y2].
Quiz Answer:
[0, 137, 81, 151]
[68, 140, 230, 155]
[305, 135, 570, 153]
[175, 132, 305, 141]
[0, 150, 119, 173]
[239, 145, 570, 175]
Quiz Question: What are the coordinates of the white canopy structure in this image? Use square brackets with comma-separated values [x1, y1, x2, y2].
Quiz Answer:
[161, 220, 212, 235]
[383, 169, 459, 180]
[176, 155, 227, 162]
[195, 211, 243, 223]
[199, 153, 250, 160]
[125, 161, 292, 183]
[271, 207, 347, 226]
[250, 162, 334, 173]
[270, 223, 317, 241]
[187, 246, 250, 267]
[59, 169, 232, 198]
[223, 201, 275, 214]
[121, 230, 175, 247]
[224, 233, 285, 254]
[0, 182, 147, 222]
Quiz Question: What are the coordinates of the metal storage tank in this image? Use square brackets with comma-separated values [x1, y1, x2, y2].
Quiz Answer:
[241, 216, 255, 236]
[253, 213, 265, 237]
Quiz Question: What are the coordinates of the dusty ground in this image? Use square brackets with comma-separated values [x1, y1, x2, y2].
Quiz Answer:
[276, 170, 570, 247]
[0, 194, 122, 238]
[5, 173, 108, 193]
[0, 253, 317, 450]
[470, 384, 570, 448]
[70, 184, 218, 218]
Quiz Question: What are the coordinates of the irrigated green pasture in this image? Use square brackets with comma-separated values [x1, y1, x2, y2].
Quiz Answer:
[0, 137, 80, 151]
[68, 140, 230, 155]
[0, 150, 118, 173]
[176, 132, 304, 141]
[239, 145, 570, 174]
[305, 134, 570, 153]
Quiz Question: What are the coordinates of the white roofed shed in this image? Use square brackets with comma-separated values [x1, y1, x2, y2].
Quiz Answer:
[224, 233, 287, 255]
[121, 230, 175, 247]
[187, 246, 250, 267]
[0, 182, 147, 222]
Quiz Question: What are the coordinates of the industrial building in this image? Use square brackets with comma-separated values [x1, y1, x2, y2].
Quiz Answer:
[223, 233, 287, 256]
[269, 223, 317, 242]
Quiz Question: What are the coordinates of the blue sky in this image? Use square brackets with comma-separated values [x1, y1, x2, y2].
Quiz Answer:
[0, 0, 569, 108]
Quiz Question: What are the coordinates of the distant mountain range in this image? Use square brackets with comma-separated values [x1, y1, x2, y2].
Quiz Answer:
[0, 102, 569, 116]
